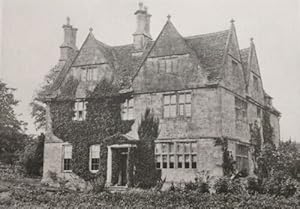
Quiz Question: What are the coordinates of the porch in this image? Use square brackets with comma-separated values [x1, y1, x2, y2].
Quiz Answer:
[106, 144, 137, 187]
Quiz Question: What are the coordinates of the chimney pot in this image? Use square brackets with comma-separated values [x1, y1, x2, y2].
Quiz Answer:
[138, 2, 143, 10]
[60, 17, 77, 61]
[66, 16, 70, 25]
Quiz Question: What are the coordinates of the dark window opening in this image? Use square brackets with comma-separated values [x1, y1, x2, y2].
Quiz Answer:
[91, 158, 100, 171]
[63, 159, 71, 171]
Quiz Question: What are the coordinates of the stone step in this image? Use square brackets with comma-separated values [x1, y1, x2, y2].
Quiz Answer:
[107, 186, 128, 193]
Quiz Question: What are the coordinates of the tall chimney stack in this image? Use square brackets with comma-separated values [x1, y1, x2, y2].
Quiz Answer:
[133, 2, 152, 50]
[60, 17, 78, 62]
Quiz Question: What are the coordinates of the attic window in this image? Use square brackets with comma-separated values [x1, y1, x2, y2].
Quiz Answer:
[157, 57, 178, 74]
[81, 67, 97, 81]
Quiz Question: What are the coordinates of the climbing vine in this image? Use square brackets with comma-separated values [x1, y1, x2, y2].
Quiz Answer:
[50, 78, 134, 187]
[249, 120, 262, 159]
[262, 110, 274, 145]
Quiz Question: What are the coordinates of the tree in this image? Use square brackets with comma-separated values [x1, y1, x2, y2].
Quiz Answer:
[20, 133, 45, 176]
[31, 64, 61, 130]
[0, 80, 26, 164]
[256, 140, 300, 197]
[135, 108, 160, 188]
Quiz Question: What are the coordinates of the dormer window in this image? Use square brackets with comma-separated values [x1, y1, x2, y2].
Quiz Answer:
[73, 100, 87, 121]
[121, 98, 134, 120]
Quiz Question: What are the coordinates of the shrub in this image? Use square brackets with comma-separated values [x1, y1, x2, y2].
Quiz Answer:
[135, 108, 161, 189]
[214, 177, 246, 195]
[262, 171, 298, 198]
[20, 133, 44, 176]
[183, 171, 210, 193]
[246, 176, 262, 194]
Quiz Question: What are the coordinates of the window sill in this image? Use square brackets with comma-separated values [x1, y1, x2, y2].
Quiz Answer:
[157, 168, 197, 170]
[90, 170, 99, 174]
[162, 116, 192, 121]
[63, 170, 72, 173]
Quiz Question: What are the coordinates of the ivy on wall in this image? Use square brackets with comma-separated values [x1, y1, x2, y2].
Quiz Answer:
[262, 110, 274, 145]
[250, 120, 262, 159]
[50, 78, 134, 187]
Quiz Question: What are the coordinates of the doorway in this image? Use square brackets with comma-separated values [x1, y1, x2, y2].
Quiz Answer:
[118, 153, 127, 186]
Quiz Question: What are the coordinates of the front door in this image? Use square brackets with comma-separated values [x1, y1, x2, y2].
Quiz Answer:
[118, 153, 127, 186]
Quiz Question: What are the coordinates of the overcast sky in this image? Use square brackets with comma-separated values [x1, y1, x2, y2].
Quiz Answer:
[1, 0, 300, 142]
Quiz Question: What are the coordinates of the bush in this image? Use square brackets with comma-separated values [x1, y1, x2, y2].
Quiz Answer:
[183, 171, 211, 193]
[214, 177, 246, 195]
[20, 133, 44, 176]
[246, 176, 262, 194]
[2, 185, 300, 209]
[262, 171, 298, 198]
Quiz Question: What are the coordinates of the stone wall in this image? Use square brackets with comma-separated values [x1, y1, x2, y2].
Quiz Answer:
[127, 87, 222, 140]
[159, 138, 223, 184]
[220, 88, 250, 143]
[270, 113, 280, 146]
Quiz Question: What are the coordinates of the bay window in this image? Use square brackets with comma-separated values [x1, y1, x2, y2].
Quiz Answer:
[155, 141, 197, 169]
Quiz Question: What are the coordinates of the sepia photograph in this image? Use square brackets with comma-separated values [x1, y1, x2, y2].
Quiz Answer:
[0, 0, 299, 208]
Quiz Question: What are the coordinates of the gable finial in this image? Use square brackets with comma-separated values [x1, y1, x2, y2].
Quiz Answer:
[167, 14, 171, 21]
[250, 37, 254, 42]
[230, 18, 235, 24]
[66, 16, 70, 25]
[89, 27, 93, 33]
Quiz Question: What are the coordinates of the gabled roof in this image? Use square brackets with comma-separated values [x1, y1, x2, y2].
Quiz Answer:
[185, 30, 230, 69]
[148, 20, 194, 57]
[111, 42, 153, 89]
[73, 33, 114, 66]
[48, 20, 233, 98]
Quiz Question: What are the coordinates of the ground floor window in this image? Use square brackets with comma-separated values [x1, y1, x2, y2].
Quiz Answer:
[63, 145, 72, 172]
[90, 145, 100, 173]
[236, 144, 249, 173]
[155, 141, 197, 169]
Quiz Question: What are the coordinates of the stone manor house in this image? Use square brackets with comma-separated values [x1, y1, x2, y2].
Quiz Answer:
[42, 3, 280, 187]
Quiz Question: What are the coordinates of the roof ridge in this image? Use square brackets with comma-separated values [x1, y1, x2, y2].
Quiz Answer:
[184, 29, 230, 40]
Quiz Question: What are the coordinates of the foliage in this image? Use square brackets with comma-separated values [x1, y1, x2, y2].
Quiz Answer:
[135, 108, 161, 188]
[254, 140, 300, 197]
[261, 171, 298, 198]
[262, 111, 274, 145]
[246, 176, 262, 195]
[257, 141, 299, 180]
[30, 64, 62, 130]
[3, 182, 300, 209]
[137, 108, 159, 140]
[183, 171, 211, 193]
[20, 133, 45, 176]
[215, 137, 235, 176]
[250, 120, 262, 159]
[50, 78, 133, 188]
[214, 177, 246, 195]
[0, 80, 26, 164]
